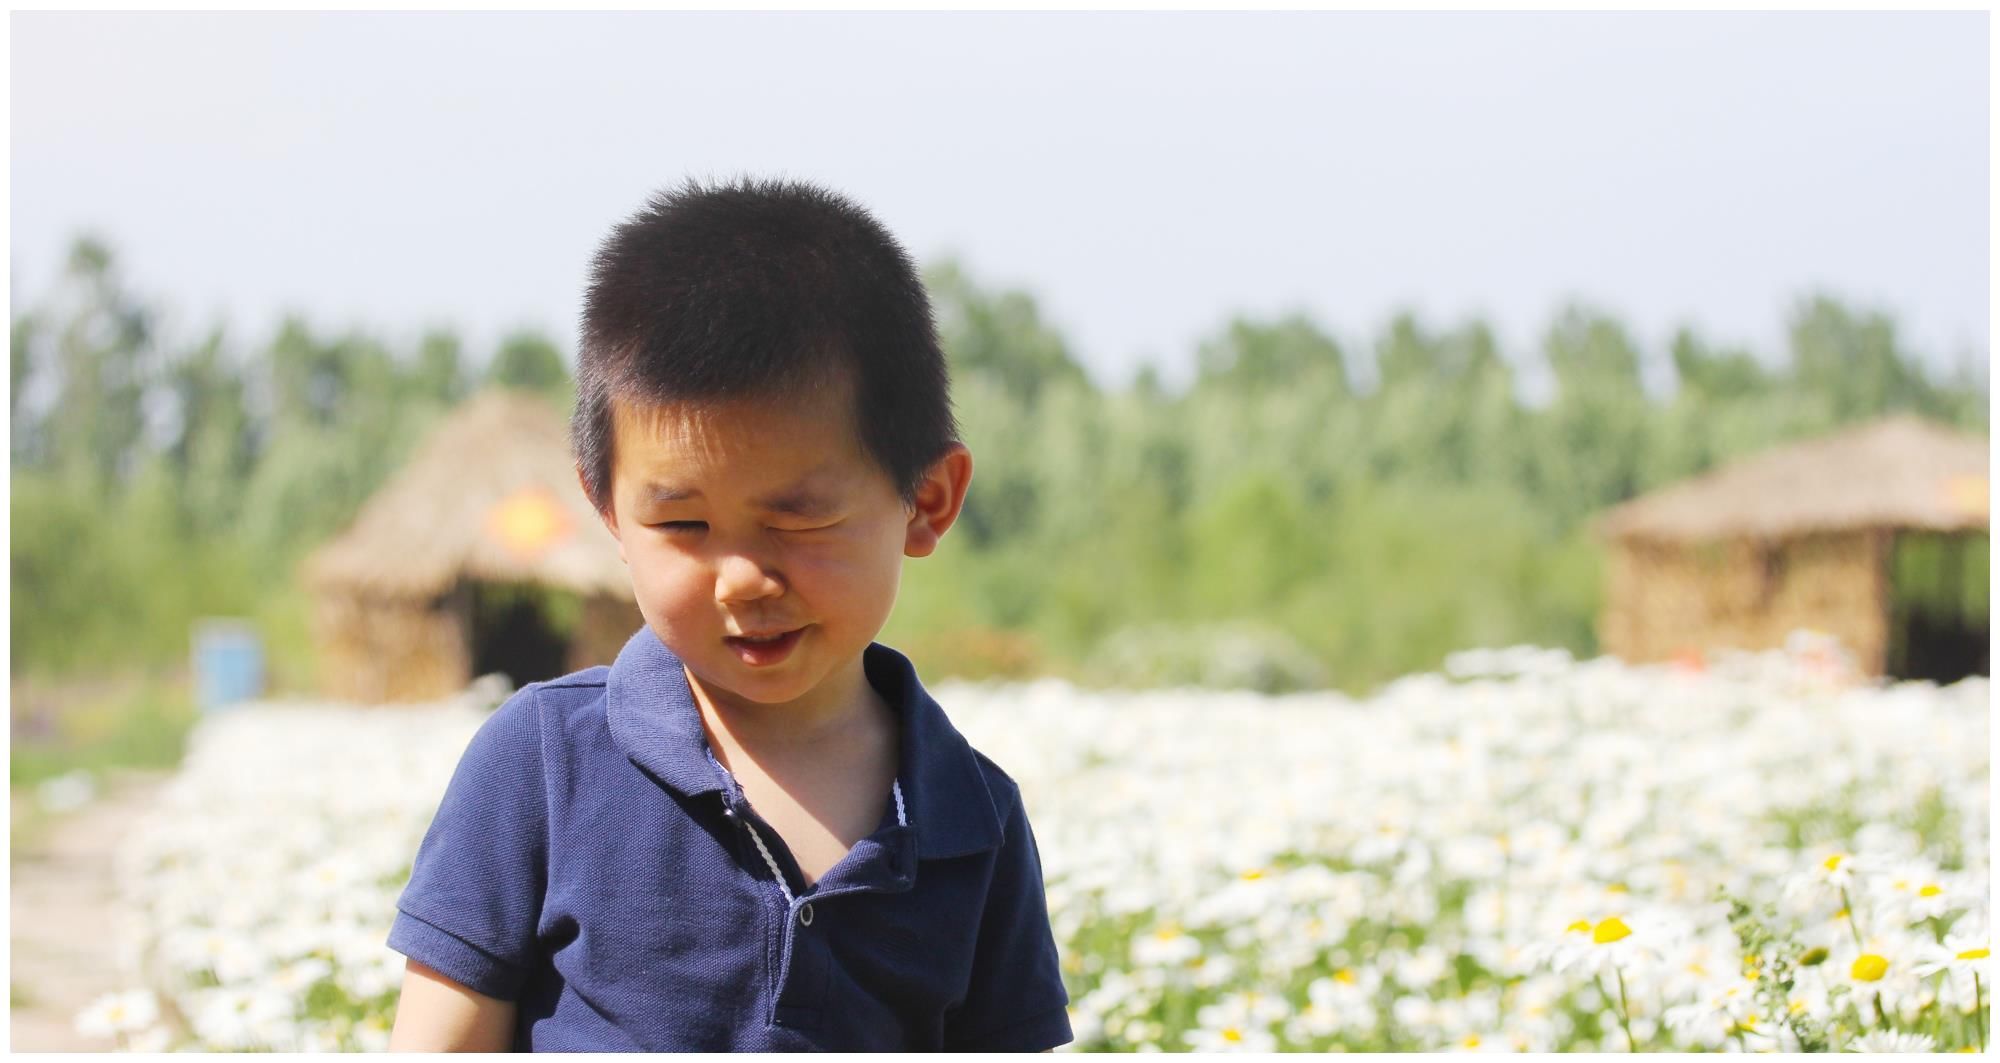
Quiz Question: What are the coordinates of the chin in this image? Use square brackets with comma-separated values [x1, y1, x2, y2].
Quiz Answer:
[690, 660, 821, 705]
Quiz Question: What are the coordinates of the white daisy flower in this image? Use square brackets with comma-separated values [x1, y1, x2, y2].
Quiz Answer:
[350, 1011, 394, 1053]
[1443, 1030, 1515, 1052]
[188, 987, 265, 1050]
[1130, 922, 1201, 967]
[72, 989, 159, 1040]
[270, 956, 333, 994]
[1831, 932, 1927, 1017]
[1661, 978, 1757, 1050]
[1912, 915, 1991, 1013]
[1182, 1023, 1277, 1052]
[125, 1025, 176, 1052]
[1538, 908, 1679, 979]
[1847, 1028, 1936, 1052]
[1867, 859, 1960, 928]
[1782, 850, 1870, 904]
[1194, 989, 1290, 1032]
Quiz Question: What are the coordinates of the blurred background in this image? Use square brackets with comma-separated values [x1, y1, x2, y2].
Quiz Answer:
[9, 10, 1990, 1052]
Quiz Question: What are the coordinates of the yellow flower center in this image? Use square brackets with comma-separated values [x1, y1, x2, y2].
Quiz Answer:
[1851, 954, 1889, 982]
[1956, 948, 1989, 961]
[1222, 1028, 1243, 1043]
[1823, 854, 1844, 872]
[1920, 885, 1944, 897]
[1566, 919, 1593, 934]
[1241, 868, 1265, 881]
[1592, 917, 1633, 944]
[1462, 1035, 1481, 1047]
[1334, 968, 1357, 984]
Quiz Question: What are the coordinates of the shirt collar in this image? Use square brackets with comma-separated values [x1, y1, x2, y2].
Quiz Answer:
[605, 626, 1004, 860]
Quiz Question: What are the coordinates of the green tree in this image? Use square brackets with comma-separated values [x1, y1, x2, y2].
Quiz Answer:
[1195, 313, 1352, 399]
[1529, 305, 1653, 524]
[163, 326, 253, 536]
[925, 259, 1091, 407]
[414, 328, 468, 406]
[1669, 327, 1772, 402]
[487, 328, 573, 413]
[43, 236, 153, 486]
[1786, 295, 1937, 421]
[12, 310, 42, 466]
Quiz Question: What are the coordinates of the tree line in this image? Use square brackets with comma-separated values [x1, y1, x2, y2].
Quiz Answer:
[10, 237, 1988, 694]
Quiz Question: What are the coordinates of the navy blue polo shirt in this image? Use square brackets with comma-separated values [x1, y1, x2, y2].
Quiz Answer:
[387, 626, 1073, 1051]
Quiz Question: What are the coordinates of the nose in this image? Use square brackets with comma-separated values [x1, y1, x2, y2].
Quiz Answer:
[713, 550, 785, 604]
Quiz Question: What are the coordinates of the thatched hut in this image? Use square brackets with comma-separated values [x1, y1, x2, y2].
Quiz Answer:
[1592, 414, 1988, 682]
[304, 389, 642, 702]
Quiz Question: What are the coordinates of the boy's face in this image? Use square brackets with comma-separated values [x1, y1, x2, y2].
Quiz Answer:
[592, 381, 968, 716]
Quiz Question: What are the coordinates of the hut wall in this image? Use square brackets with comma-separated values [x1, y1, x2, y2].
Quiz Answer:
[1599, 530, 1888, 674]
[569, 594, 646, 674]
[313, 590, 471, 703]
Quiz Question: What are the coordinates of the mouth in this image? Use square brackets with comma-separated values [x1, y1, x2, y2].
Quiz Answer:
[723, 626, 807, 667]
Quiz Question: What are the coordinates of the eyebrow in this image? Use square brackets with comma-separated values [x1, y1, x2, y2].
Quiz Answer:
[644, 483, 840, 518]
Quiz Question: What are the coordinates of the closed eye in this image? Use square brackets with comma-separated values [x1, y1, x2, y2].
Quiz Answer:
[654, 521, 707, 533]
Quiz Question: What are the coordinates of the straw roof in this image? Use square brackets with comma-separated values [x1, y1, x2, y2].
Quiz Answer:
[1593, 414, 1989, 544]
[305, 389, 632, 599]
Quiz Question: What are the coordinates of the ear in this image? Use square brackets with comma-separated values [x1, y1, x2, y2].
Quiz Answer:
[580, 465, 628, 565]
[904, 443, 973, 559]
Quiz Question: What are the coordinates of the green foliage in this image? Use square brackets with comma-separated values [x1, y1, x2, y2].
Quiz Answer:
[9, 238, 569, 699]
[927, 260, 1091, 406]
[8, 239, 1990, 714]
[1892, 532, 1989, 621]
[10, 673, 197, 787]
[414, 329, 469, 406]
[1196, 313, 1352, 398]
[1720, 890, 1838, 1052]
[488, 328, 572, 403]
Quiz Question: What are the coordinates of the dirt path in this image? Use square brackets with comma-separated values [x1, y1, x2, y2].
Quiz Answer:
[10, 771, 170, 1052]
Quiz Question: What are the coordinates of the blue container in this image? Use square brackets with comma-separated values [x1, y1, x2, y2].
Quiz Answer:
[192, 619, 265, 711]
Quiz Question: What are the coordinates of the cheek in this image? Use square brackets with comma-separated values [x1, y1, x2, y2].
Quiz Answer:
[626, 550, 713, 621]
[785, 530, 904, 594]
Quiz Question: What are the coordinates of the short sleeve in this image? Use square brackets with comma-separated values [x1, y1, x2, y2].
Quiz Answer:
[386, 683, 549, 1002]
[945, 784, 1074, 1051]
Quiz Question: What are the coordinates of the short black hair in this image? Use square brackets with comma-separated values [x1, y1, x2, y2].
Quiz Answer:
[572, 176, 958, 516]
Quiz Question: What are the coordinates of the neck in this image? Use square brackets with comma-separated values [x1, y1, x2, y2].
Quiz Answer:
[685, 655, 883, 756]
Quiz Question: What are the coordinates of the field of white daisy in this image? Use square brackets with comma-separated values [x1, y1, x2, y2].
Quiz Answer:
[77, 632, 1988, 1052]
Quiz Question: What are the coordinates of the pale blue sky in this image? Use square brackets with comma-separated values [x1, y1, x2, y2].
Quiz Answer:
[11, 11, 1989, 399]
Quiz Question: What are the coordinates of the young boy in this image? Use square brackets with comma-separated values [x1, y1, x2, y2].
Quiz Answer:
[385, 178, 1073, 1051]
